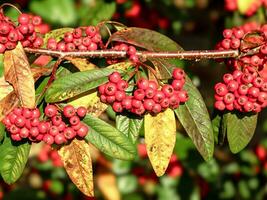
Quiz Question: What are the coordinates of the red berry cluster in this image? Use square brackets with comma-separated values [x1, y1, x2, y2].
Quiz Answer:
[46, 26, 102, 52]
[98, 68, 188, 115]
[106, 43, 138, 65]
[0, 13, 44, 53]
[37, 144, 63, 167]
[214, 69, 267, 113]
[224, 0, 267, 16]
[2, 105, 89, 145]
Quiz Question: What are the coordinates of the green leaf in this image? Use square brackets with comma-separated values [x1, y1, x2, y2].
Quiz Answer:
[79, 1, 116, 26]
[212, 113, 222, 145]
[83, 114, 136, 160]
[42, 28, 74, 47]
[0, 135, 31, 184]
[0, 54, 3, 77]
[30, 0, 77, 26]
[0, 122, 5, 142]
[116, 114, 143, 144]
[225, 112, 258, 153]
[45, 68, 116, 103]
[175, 76, 214, 161]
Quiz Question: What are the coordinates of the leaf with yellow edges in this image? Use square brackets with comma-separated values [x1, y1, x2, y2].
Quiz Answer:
[4, 43, 35, 108]
[0, 77, 13, 101]
[58, 139, 94, 197]
[66, 57, 97, 71]
[144, 108, 176, 176]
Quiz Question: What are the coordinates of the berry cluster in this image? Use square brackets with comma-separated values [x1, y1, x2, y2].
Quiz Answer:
[106, 43, 138, 65]
[224, 0, 267, 16]
[46, 26, 102, 52]
[2, 105, 89, 145]
[98, 68, 188, 115]
[214, 69, 267, 113]
[0, 12, 45, 53]
[37, 144, 63, 167]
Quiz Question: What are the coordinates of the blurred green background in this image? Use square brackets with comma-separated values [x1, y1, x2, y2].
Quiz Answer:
[1, 0, 267, 199]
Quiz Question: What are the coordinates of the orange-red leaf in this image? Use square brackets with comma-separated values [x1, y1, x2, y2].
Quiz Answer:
[4, 43, 35, 108]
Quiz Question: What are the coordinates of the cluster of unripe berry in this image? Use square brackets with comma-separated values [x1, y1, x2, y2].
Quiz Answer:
[98, 68, 188, 115]
[46, 26, 102, 52]
[37, 144, 63, 167]
[214, 68, 267, 113]
[224, 0, 267, 16]
[2, 105, 89, 145]
[0, 12, 45, 53]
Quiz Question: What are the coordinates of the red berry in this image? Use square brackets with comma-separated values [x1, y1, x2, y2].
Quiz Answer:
[161, 98, 170, 109]
[238, 84, 249, 95]
[233, 29, 244, 39]
[244, 101, 254, 112]
[258, 92, 267, 103]
[11, 134, 22, 141]
[214, 100, 225, 111]
[64, 127, 76, 140]
[253, 77, 263, 88]
[230, 38, 240, 49]
[0, 43, 5, 53]
[82, 37, 91, 46]
[19, 127, 30, 138]
[73, 28, 82, 38]
[148, 81, 158, 90]
[10, 125, 20, 134]
[54, 134, 66, 145]
[30, 127, 39, 137]
[63, 105, 76, 118]
[115, 91, 126, 102]
[241, 73, 253, 84]
[145, 88, 156, 99]
[223, 93, 235, 104]
[106, 95, 116, 104]
[215, 83, 228, 96]
[32, 15, 42, 26]
[223, 73, 233, 84]
[85, 26, 97, 37]
[18, 14, 30, 25]
[88, 42, 98, 50]
[45, 105, 58, 118]
[7, 30, 19, 42]
[57, 42, 66, 51]
[227, 80, 239, 92]
[134, 89, 145, 100]
[153, 91, 165, 103]
[109, 72, 121, 83]
[112, 102, 123, 112]
[2, 117, 11, 128]
[69, 116, 80, 125]
[77, 125, 89, 138]
[152, 104, 162, 114]
[104, 82, 117, 96]
[172, 79, 184, 90]
[31, 118, 40, 127]
[14, 116, 26, 128]
[248, 87, 260, 98]
[32, 108, 41, 118]
[38, 122, 48, 134]
[161, 85, 174, 98]
[72, 122, 82, 131]
[122, 97, 132, 110]
[132, 99, 142, 108]
[43, 134, 54, 145]
[77, 106, 87, 118]
[172, 68, 185, 80]
[256, 145, 267, 161]
[137, 78, 149, 90]
[49, 126, 59, 136]
[237, 96, 248, 106]
[177, 91, 189, 103]
[52, 115, 62, 126]
[22, 108, 33, 119]
[57, 122, 66, 132]
[143, 99, 155, 111]
[117, 80, 128, 91]
[128, 46, 136, 55]
[223, 29, 233, 39]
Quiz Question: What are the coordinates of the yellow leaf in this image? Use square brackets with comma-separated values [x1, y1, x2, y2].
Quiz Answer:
[0, 77, 13, 101]
[58, 139, 94, 197]
[96, 173, 121, 200]
[144, 108, 176, 176]
[66, 57, 97, 71]
[0, 91, 19, 121]
[237, 0, 258, 14]
[4, 43, 35, 108]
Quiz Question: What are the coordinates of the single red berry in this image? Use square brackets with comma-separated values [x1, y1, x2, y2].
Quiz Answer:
[69, 116, 80, 126]
[38, 122, 48, 134]
[233, 28, 244, 39]
[77, 124, 89, 138]
[122, 97, 132, 110]
[237, 96, 248, 106]
[22, 108, 33, 119]
[32, 15, 42, 26]
[63, 105, 76, 118]
[72, 122, 82, 131]
[49, 126, 59, 136]
[57, 42, 66, 51]
[258, 92, 267, 103]
[112, 102, 123, 112]
[30, 127, 39, 137]
[82, 37, 91, 46]
[54, 134, 66, 145]
[223, 93, 235, 104]
[13, 107, 22, 116]
[152, 104, 162, 114]
[221, 39, 231, 49]
[45, 105, 58, 118]
[73, 28, 82, 38]
[31, 118, 40, 127]
[230, 38, 241, 49]
[128, 46, 136, 55]
[5, 41, 16, 50]
[0, 43, 5, 53]
[64, 32, 73, 43]
[172, 68, 185, 80]
[52, 115, 62, 126]
[255, 145, 266, 161]
[98, 84, 106, 95]
[225, 103, 234, 111]
[43, 134, 54, 145]
[115, 91, 126, 102]
[148, 81, 158, 90]
[143, 99, 155, 111]
[227, 80, 239, 92]
[134, 89, 145, 100]
[223, 29, 233, 39]
[241, 73, 253, 84]
[11, 134, 22, 141]
[260, 45, 267, 54]
[177, 90, 188, 103]
[0, 22, 11, 35]
[57, 122, 66, 132]
[14, 116, 26, 128]
[253, 77, 264, 88]
[92, 34, 102, 43]
[117, 80, 128, 91]
[145, 88, 156, 99]
[105, 82, 117, 96]
[10, 124, 20, 134]
[238, 84, 249, 95]
[161, 85, 174, 98]
[78, 44, 87, 51]
[133, 105, 146, 115]
[7, 30, 19, 42]
[215, 83, 228, 96]
[2, 117, 11, 128]
[253, 102, 261, 113]
[214, 100, 225, 111]
[172, 79, 184, 91]
[153, 91, 165, 103]
[33, 37, 44, 48]
[106, 95, 116, 104]
[109, 72, 121, 83]
[137, 78, 149, 90]
[248, 87, 260, 98]
[47, 39, 57, 50]
[132, 99, 142, 108]
[250, 55, 261, 66]
[18, 13, 30, 25]
[85, 26, 97, 37]
[64, 127, 76, 140]
[161, 98, 170, 109]
[66, 43, 76, 51]
[77, 106, 87, 118]
[88, 42, 98, 50]
[223, 73, 234, 84]
[100, 94, 107, 103]
[19, 127, 29, 138]
[32, 108, 41, 118]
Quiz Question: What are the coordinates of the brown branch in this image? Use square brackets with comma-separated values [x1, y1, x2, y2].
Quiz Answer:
[24, 48, 240, 60]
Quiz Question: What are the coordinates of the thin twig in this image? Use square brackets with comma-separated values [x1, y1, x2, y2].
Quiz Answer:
[24, 48, 240, 60]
